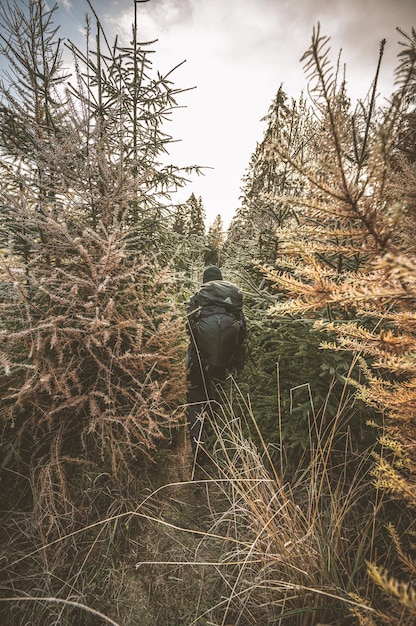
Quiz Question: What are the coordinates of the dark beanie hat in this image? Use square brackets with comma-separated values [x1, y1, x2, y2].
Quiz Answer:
[203, 265, 223, 283]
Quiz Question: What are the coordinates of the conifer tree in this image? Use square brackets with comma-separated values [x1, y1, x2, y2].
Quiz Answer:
[0, 0, 191, 531]
[205, 213, 224, 265]
[187, 192, 206, 237]
[251, 26, 416, 617]
[169, 194, 207, 276]
[228, 87, 311, 262]
[172, 201, 191, 236]
[0, 0, 70, 264]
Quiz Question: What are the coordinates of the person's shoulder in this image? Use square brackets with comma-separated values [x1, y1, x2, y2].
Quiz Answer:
[223, 280, 243, 296]
[216, 279, 240, 290]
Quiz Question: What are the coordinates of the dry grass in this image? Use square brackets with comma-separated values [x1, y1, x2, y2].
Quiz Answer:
[1, 378, 414, 625]
[173, 380, 380, 625]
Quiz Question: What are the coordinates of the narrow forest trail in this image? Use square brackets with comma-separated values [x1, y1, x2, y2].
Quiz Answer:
[128, 436, 230, 625]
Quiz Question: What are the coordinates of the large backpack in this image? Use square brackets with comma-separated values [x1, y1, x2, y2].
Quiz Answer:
[189, 280, 243, 373]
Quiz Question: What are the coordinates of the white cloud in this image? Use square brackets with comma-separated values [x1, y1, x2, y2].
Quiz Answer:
[57, 0, 73, 9]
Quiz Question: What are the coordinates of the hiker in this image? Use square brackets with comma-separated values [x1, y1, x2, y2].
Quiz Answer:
[186, 265, 246, 461]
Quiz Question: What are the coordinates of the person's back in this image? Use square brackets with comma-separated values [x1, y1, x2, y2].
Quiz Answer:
[189, 278, 243, 379]
[186, 266, 246, 462]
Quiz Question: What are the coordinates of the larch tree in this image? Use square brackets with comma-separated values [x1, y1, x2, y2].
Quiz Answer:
[252, 25, 416, 619]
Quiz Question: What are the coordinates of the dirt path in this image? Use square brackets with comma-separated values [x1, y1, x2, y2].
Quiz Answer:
[128, 441, 230, 625]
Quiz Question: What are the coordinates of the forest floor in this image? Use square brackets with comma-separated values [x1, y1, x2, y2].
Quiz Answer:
[0, 431, 236, 626]
[116, 437, 231, 626]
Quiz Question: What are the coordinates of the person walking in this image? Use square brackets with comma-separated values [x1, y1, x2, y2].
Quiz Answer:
[186, 266, 246, 463]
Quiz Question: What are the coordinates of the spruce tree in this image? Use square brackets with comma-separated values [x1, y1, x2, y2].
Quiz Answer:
[187, 192, 206, 237]
[205, 213, 224, 265]
[228, 87, 311, 262]
[0, 0, 190, 533]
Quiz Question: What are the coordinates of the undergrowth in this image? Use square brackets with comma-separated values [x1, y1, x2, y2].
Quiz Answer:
[2, 376, 413, 625]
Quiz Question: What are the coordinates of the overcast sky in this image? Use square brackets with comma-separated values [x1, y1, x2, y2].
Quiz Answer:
[55, 0, 416, 228]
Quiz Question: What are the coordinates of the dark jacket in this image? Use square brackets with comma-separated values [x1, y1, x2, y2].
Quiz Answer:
[186, 280, 246, 376]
